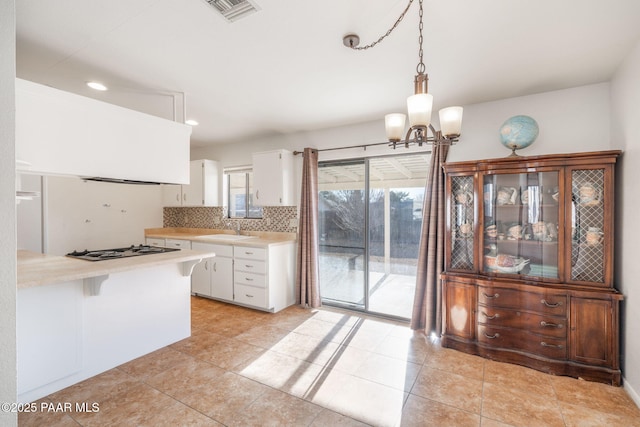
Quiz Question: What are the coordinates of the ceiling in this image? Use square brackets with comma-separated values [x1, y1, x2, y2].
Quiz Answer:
[16, 0, 640, 148]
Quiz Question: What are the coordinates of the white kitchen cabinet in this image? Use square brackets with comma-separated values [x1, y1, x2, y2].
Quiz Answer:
[233, 244, 295, 312]
[191, 242, 233, 301]
[16, 79, 191, 184]
[163, 159, 219, 207]
[164, 239, 191, 249]
[190, 240, 295, 312]
[146, 237, 166, 247]
[252, 149, 294, 206]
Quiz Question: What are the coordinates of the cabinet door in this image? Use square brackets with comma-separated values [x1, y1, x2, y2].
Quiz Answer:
[446, 174, 476, 272]
[253, 150, 293, 206]
[570, 297, 616, 367]
[566, 165, 614, 286]
[191, 257, 212, 296]
[211, 257, 234, 301]
[162, 184, 182, 207]
[443, 279, 475, 340]
[182, 160, 204, 206]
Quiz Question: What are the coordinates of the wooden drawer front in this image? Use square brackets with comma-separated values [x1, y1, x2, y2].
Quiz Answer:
[234, 271, 266, 288]
[235, 259, 266, 274]
[234, 284, 267, 308]
[478, 287, 567, 316]
[477, 308, 566, 339]
[234, 246, 266, 261]
[478, 325, 567, 360]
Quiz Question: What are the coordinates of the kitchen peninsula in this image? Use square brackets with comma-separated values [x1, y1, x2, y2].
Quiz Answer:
[16, 248, 215, 404]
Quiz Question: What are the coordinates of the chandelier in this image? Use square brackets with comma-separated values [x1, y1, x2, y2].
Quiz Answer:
[343, 0, 463, 149]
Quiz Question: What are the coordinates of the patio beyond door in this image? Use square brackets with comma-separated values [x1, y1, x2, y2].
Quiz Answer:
[318, 154, 429, 320]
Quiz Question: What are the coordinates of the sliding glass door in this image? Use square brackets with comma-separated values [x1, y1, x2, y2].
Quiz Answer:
[318, 160, 367, 308]
[318, 153, 429, 319]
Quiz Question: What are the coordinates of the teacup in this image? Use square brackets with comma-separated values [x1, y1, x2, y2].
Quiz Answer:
[586, 227, 603, 245]
[459, 222, 473, 236]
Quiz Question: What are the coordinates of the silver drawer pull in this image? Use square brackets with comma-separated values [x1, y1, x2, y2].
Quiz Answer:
[541, 342, 564, 349]
[484, 332, 500, 339]
[540, 321, 563, 328]
[245, 294, 254, 298]
[541, 299, 563, 308]
[245, 251, 254, 255]
[483, 292, 500, 299]
[245, 277, 253, 281]
[245, 264, 253, 268]
[482, 311, 500, 320]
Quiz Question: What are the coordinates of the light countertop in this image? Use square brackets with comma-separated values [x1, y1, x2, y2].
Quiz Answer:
[17, 249, 216, 289]
[144, 227, 297, 248]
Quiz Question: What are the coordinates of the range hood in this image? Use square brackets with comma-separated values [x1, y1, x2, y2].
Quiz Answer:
[15, 79, 192, 185]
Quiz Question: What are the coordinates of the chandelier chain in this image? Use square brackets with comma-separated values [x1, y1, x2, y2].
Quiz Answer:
[346, 0, 416, 50]
[417, 0, 425, 74]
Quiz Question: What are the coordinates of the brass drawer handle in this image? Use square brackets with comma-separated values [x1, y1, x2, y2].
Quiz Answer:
[483, 292, 500, 299]
[541, 299, 563, 308]
[540, 321, 563, 328]
[482, 311, 500, 320]
[484, 332, 500, 339]
[541, 342, 564, 349]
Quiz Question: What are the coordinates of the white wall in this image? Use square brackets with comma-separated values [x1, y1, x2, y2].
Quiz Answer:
[611, 38, 640, 403]
[192, 83, 612, 204]
[42, 177, 164, 255]
[193, 83, 611, 165]
[0, 0, 18, 425]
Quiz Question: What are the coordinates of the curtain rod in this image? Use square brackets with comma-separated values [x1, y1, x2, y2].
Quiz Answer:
[293, 141, 393, 155]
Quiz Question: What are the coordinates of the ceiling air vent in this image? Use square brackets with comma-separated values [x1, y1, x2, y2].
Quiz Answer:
[205, 0, 260, 22]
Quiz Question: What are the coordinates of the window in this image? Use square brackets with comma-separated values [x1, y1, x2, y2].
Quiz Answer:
[225, 168, 263, 218]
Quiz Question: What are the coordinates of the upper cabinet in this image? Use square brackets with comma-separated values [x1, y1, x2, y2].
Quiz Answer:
[163, 160, 218, 206]
[444, 150, 620, 287]
[252, 149, 295, 206]
[15, 79, 191, 184]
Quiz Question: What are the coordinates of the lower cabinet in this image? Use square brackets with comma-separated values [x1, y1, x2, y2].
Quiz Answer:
[190, 241, 295, 312]
[441, 274, 622, 385]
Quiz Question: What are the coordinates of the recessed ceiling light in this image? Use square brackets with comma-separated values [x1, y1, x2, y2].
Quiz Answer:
[185, 119, 199, 126]
[86, 81, 108, 91]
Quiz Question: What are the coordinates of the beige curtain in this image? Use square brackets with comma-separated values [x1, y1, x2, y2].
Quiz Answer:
[411, 143, 450, 333]
[296, 148, 321, 308]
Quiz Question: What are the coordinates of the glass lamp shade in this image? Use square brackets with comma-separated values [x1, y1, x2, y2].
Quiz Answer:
[439, 106, 463, 137]
[385, 113, 406, 141]
[407, 93, 433, 127]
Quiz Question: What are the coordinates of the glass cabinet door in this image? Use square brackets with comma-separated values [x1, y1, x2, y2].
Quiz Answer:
[449, 175, 475, 271]
[482, 171, 560, 279]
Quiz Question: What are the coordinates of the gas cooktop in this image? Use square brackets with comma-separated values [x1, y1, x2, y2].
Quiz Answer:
[66, 244, 180, 261]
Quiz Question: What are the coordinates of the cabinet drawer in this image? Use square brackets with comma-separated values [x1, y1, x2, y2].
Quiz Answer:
[478, 286, 567, 316]
[234, 271, 266, 288]
[477, 308, 566, 339]
[235, 259, 266, 274]
[478, 325, 567, 360]
[146, 238, 165, 247]
[234, 284, 268, 308]
[233, 246, 266, 261]
[165, 239, 192, 249]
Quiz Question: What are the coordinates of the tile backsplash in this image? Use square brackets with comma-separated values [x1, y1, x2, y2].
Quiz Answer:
[163, 206, 298, 233]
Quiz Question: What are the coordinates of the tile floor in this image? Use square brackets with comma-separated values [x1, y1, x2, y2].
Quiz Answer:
[20, 297, 640, 426]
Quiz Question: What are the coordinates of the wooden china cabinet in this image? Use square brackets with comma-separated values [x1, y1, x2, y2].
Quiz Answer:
[441, 150, 623, 385]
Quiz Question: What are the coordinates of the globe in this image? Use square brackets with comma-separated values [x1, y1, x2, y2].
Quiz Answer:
[499, 115, 539, 156]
